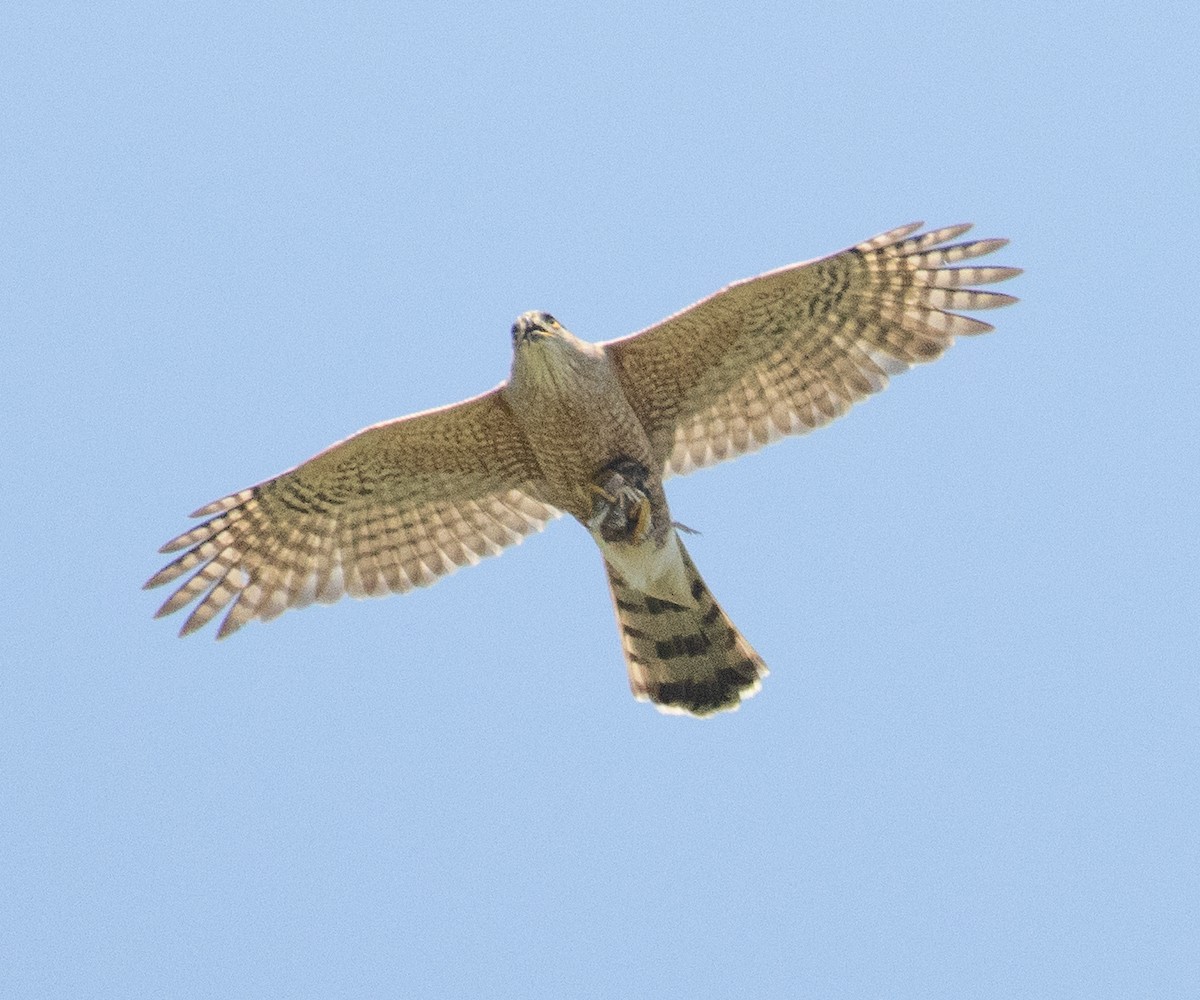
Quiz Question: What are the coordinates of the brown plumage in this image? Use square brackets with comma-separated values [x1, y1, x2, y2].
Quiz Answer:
[147, 222, 1020, 715]
[607, 541, 766, 716]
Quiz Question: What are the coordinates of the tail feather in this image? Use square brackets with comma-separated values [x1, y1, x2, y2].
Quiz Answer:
[605, 539, 767, 716]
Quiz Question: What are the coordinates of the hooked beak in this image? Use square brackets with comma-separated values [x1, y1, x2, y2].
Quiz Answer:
[511, 313, 554, 346]
[515, 327, 548, 345]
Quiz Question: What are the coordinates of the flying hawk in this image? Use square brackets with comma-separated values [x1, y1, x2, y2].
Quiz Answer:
[147, 222, 1020, 715]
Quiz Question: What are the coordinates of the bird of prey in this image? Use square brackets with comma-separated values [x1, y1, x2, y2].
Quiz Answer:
[147, 222, 1020, 716]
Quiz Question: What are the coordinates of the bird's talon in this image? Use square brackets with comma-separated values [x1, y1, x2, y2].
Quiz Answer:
[587, 482, 618, 506]
[589, 464, 656, 544]
[632, 496, 652, 543]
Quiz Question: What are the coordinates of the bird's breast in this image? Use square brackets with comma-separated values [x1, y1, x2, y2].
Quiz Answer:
[504, 349, 656, 519]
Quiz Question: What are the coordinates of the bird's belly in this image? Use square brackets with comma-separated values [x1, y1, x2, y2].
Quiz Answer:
[527, 400, 653, 516]
[504, 373, 647, 516]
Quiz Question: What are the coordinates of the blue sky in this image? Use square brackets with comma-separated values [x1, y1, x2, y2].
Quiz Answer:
[3, 3, 1197, 998]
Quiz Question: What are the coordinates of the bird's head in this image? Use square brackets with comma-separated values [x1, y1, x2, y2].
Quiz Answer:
[511, 311, 565, 347]
[508, 310, 600, 389]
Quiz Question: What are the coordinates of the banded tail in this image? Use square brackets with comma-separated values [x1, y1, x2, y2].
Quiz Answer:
[605, 538, 767, 716]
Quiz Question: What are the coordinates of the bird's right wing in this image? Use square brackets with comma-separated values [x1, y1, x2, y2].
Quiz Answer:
[603, 223, 1021, 477]
[146, 386, 559, 638]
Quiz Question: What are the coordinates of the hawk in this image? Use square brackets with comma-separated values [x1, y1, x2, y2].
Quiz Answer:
[146, 222, 1020, 716]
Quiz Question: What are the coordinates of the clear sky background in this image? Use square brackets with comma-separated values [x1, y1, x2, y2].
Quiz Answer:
[3, 3, 1197, 998]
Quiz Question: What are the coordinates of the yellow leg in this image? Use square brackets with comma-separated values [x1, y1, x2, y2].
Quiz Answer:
[632, 495, 652, 543]
[587, 482, 618, 506]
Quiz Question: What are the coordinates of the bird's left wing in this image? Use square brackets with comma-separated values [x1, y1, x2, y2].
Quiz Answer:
[603, 223, 1021, 477]
[146, 386, 559, 638]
